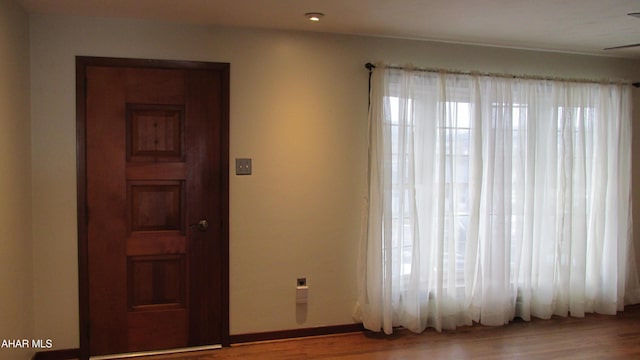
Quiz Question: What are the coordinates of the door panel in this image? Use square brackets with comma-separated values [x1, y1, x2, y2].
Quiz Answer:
[77, 57, 229, 357]
[127, 104, 185, 162]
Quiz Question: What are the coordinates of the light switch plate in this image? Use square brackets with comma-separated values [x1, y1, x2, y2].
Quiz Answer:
[236, 158, 252, 175]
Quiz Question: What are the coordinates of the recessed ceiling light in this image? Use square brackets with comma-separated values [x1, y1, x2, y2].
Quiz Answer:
[305, 12, 324, 22]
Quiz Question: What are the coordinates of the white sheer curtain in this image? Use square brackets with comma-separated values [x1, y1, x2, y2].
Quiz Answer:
[355, 65, 640, 334]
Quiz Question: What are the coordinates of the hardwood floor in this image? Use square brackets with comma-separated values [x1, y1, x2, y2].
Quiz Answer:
[142, 305, 640, 359]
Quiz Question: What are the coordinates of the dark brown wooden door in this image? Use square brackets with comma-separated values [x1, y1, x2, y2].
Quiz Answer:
[77, 57, 229, 357]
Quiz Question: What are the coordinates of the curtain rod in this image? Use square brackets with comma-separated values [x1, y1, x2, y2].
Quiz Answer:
[364, 63, 640, 88]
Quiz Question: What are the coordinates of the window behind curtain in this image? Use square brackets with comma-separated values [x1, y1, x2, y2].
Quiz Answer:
[355, 67, 640, 335]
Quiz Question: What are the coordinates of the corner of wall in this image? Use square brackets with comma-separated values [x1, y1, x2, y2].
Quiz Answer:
[0, 0, 34, 358]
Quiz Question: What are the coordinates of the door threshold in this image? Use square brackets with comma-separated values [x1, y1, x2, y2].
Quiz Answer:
[90, 344, 222, 359]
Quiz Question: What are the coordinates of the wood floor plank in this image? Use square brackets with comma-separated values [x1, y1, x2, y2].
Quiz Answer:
[142, 305, 640, 359]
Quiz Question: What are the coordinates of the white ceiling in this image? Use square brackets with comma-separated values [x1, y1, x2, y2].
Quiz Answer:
[16, 0, 640, 59]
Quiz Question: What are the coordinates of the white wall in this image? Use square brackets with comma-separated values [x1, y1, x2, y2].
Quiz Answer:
[29, 14, 640, 350]
[0, 0, 32, 359]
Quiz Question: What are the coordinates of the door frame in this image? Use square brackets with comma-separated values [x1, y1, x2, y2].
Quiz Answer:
[76, 56, 230, 359]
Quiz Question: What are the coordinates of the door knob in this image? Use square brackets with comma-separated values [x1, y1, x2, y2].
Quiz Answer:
[190, 219, 209, 232]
